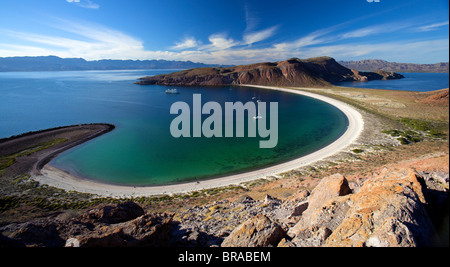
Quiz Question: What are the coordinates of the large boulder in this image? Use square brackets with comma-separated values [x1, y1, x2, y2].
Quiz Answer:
[221, 215, 285, 247]
[78, 201, 145, 224]
[324, 169, 435, 247]
[65, 213, 173, 247]
[287, 169, 439, 247]
[288, 174, 352, 237]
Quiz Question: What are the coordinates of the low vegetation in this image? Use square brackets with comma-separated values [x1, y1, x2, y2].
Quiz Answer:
[0, 138, 67, 176]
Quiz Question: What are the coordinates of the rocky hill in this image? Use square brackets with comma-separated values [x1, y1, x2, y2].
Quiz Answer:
[418, 88, 450, 106]
[136, 57, 404, 87]
[339, 59, 449, 73]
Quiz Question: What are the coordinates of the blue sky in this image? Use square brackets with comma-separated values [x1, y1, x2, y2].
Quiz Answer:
[0, 0, 448, 64]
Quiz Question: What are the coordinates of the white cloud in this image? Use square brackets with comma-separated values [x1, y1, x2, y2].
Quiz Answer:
[243, 26, 278, 45]
[203, 34, 240, 50]
[339, 21, 415, 40]
[66, 0, 99, 9]
[0, 16, 448, 65]
[0, 20, 146, 60]
[293, 39, 449, 63]
[171, 37, 200, 50]
[417, 21, 449, 32]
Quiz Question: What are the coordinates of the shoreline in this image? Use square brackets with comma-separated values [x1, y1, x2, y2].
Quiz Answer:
[32, 85, 364, 198]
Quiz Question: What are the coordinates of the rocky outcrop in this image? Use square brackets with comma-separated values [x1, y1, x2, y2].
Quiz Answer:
[77, 201, 145, 225]
[0, 168, 447, 247]
[287, 168, 440, 247]
[287, 174, 352, 238]
[221, 214, 285, 247]
[419, 88, 449, 107]
[65, 213, 173, 247]
[0, 202, 173, 247]
[136, 57, 404, 87]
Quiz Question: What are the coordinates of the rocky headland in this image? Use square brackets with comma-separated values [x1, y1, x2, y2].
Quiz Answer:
[135, 57, 404, 87]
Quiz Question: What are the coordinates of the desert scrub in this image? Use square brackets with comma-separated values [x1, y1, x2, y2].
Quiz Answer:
[11, 174, 31, 185]
[0, 138, 68, 175]
[400, 118, 447, 138]
[382, 129, 423, 145]
[0, 196, 21, 212]
[352, 149, 364, 154]
[0, 157, 16, 175]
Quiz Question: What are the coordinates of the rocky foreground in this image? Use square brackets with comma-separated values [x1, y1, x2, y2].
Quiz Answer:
[135, 57, 404, 87]
[1, 166, 447, 247]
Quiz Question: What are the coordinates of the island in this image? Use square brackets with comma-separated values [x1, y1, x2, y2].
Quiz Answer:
[135, 56, 404, 87]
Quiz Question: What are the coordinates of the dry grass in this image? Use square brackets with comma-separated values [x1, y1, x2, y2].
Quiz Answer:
[299, 86, 449, 122]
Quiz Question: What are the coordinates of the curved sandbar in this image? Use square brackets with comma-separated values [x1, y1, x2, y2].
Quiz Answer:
[33, 86, 364, 198]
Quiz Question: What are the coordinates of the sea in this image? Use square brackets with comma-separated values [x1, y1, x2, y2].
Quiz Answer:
[337, 72, 449, 91]
[0, 69, 348, 185]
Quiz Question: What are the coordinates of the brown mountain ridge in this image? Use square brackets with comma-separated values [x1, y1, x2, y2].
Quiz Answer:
[340, 59, 449, 73]
[136, 56, 404, 87]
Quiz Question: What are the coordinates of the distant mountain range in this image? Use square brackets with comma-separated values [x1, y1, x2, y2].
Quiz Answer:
[0, 56, 226, 72]
[0, 56, 447, 73]
[339, 59, 449, 73]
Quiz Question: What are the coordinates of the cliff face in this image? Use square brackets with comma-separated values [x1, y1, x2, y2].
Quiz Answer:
[136, 57, 404, 87]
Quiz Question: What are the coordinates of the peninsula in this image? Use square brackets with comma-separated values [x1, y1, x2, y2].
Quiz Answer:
[135, 56, 404, 87]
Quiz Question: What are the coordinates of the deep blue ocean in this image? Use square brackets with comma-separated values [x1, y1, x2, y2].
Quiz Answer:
[337, 72, 449, 91]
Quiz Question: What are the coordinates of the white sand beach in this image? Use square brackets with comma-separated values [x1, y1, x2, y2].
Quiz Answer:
[32, 85, 364, 198]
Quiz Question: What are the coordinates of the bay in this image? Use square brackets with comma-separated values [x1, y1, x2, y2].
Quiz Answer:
[0, 70, 348, 186]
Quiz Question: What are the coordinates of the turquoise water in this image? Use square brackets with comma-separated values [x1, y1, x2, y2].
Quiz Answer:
[337, 72, 449, 92]
[0, 70, 348, 186]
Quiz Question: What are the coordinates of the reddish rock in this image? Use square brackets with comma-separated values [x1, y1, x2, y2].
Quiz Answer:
[287, 169, 440, 247]
[221, 215, 285, 247]
[66, 213, 173, 247]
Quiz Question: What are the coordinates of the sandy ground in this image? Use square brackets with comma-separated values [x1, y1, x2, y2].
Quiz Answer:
[32, 85, 364, 198]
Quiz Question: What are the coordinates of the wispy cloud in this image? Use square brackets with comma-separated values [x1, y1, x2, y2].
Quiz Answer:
[66, 0, 99, 10]
[0, 19, 145, 60]
[243, 26, 279, 45]
[203, 34, 240, 51]
[244, 3, 259, 33]
[171, 37, 200, 50]
[416, 21, 449, 32]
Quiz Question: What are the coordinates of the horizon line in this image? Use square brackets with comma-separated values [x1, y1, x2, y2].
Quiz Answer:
[1, 55, 449, 65]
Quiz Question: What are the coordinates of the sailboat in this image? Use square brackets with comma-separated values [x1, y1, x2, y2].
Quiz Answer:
[253, 96, 263, 120]
[165, 88, 179, 94]
[253, 113, 263, 120]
